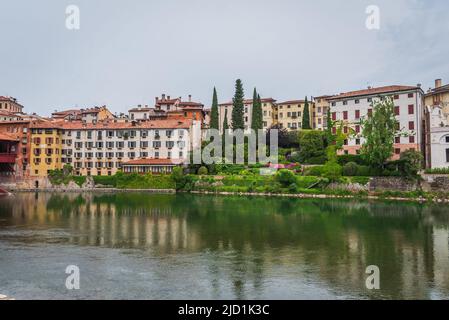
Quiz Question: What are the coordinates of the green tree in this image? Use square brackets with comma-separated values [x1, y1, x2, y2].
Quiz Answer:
[210, 87, 219, 130]
[231, 79, 245, 130]
[251, 89, 263, 131]
[302, 96, 311, 129]
[361, 97, 397, 169]
[326, 108, 334, 143]
[298, 130, 327, 163]
[400, 149, 423, 178]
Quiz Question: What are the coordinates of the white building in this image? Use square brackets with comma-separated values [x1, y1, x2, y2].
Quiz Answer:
[60, 119, 201, 176]
[424, 79, 449, 168]
[328, 85, 425, 159]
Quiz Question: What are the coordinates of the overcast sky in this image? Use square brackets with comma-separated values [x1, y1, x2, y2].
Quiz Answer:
[1, 0, 448, 115]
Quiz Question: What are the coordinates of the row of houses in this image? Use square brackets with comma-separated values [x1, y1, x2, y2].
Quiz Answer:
[1, 79, 449, 178]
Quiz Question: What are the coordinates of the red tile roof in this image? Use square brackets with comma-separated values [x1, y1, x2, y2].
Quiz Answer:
[328, 85, 421, 101]
[277, 100, 307, 105]
[58, 119, 193, 130]
[123, 158, 184, 166]
[219, 98, 276, 106]
[0, 132, 19, 141]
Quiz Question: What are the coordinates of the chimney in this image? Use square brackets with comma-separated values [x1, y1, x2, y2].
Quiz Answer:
[417, 83, 421, 88]
[435, 79, 442, 88]
[162, 94, 166, 101]
[138, 104, 142, 108]
[188, 95, 192, 102]
[167, 95, 171, 100]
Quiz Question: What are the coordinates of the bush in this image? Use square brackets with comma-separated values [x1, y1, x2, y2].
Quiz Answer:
[425, 167, 449, 174]
[400, 149, 423, 178]
[275, 169, 297, 187]
[197, 166, 208, 175]
[342, 162, 359, 176]
[337, 154, 366, 166]
[304, 166, 325, 176]
[93, 175, 116, 187]
[322, 161, 342, 182]
[298, 130, 327, 163]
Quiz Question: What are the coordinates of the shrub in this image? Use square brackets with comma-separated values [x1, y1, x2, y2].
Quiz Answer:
[342, 162, 359, 176]
[425, 167, 449, 174]
[337, 154, 366, 166]
[304, 166, 325, 176]
[322, 161, 342, 182]
[400, 149, 423, 178]
[298, 130, 327, 163]
[93, 175, 116, 187]
[197, 166, 208, 175]
[305, 155, 327, 165]
[276, 169, 297, 187]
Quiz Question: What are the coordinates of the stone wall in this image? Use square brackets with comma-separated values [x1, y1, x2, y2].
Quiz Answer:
[368, 177, 419, 192]
[421, 174, 449, 192]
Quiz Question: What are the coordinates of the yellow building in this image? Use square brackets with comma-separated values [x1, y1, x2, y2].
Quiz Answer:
[313, 95, 333, 131]
[424, 79, 449, 118]
[277, 99, 315, 131]
[30, 122, 63, 176]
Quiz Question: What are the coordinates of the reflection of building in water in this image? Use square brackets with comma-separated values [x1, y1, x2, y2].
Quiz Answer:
[2, 194, 449, 299]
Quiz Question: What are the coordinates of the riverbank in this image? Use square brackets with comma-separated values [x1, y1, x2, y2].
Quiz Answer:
[5, 187, 449, 204]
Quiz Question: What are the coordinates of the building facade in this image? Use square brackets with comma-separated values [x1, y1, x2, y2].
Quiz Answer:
[30, 122, 63, 177]
[328, 85, 425, 159]
[59, 119, 201, 176]
[277, 100, 314, 131]
[424, 79, 449, 168]
[313, 95, 332, 131]
[218, 98, 277, 133]
[0, 96, 24, 114]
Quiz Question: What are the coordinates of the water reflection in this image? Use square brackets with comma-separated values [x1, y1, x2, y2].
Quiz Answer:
[0, 192, 449, 299]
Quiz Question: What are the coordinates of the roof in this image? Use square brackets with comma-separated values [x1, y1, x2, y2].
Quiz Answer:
[328, 85, 421, 101]
[426, 84, 449, 96]
[129, 107, 153, 112]
[277, 100, 307, 105]
[0, 132, 20, 141]
[123, 158, 184, 166]
[29, 121, 62, 129]
[59, 119, 193, 130]
[219, 98, 276, 106]
[52, 109, 81, 116]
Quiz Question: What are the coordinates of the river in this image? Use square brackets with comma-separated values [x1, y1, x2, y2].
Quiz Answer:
[0, 192, 448, 300]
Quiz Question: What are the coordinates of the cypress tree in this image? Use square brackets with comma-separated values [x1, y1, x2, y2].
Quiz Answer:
[210, 87, 219, 130]
[223, 109, 229, 132]
[326, 107, 333, 143]
[231, 79, 245, 130]
[302, 96, 311, 130]
[251, 88, 263, 131]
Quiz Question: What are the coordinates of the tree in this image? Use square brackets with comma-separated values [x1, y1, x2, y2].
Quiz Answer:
[266, 124, 291, 148]
[399, 149, 423, 178]
[210, 87, 219, 130]
[231, 79, 245, 130]
[251, 89, 263, 131]
[326, 108, 334, 144]
[361, 97, 397, 169]
[298, 130, 327, 163]
[223, 109, 229, 132]
[302, 96, 311, 129]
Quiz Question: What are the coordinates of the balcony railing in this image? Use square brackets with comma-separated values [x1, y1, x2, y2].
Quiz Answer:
[0, 153, 17, 163]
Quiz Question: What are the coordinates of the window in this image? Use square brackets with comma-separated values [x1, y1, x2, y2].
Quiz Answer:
[343, 111, 348, 120]
[368, 109, 373, 117]
[332, 112, 336, 121]
[331, 102, 336, 107]
[153, 141, 161, 148]
[343, 127, 348, 134]
[367, 98, 372, 103]
[409, 136, 415, 143]
[446, 136, 449, 143]
[395, 137, 400, 144]
[355, 110, 360, 119]
[408, 93, 414, 98]
[395, 122, 400, 130]
[355, 125, 360, 133]
[355, 139, 360, 145]
[355, 99, 360, 104]
[446, 149, 449, 162]
[394, 106, 400, 116]
[408, 105, 414, 115]
[395, 148, 401, 155]
[409, 121, 415, 130]
[394, 95, 400, 100]
[343, 101, 348, 106]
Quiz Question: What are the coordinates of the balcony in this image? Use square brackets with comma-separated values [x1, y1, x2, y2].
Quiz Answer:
[0, 153, 17, 163]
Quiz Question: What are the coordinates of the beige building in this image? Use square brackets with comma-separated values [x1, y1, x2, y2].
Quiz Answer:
[276, 99, 314, 131]
[313, 95, 333, 130]
[0, 96, 24, 113]
[218, 98, 277, 133]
